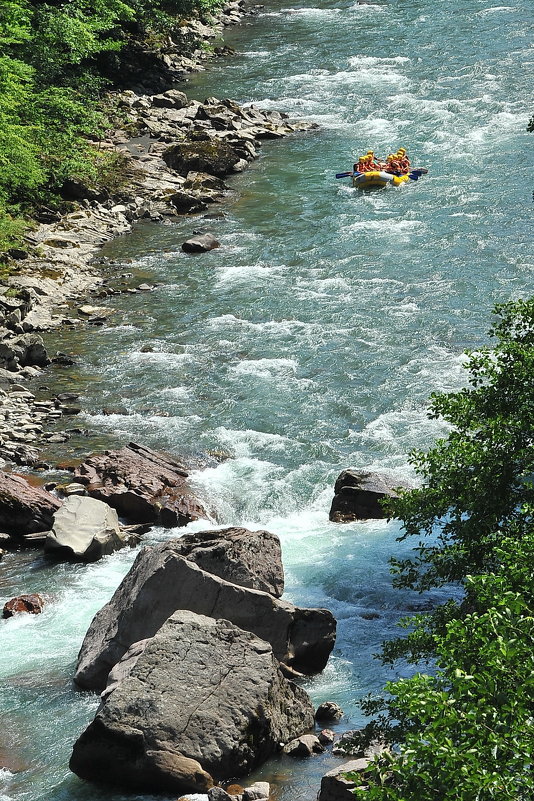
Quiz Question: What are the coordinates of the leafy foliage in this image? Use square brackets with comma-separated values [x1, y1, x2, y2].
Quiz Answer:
[0, 0, 224, 252]
[352, 299, 534, 799]
[385, 298, 534, 592]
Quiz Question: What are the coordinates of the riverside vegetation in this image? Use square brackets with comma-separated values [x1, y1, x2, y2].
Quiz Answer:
[0, 0, 228, 255]
[348, 298, 534, 800]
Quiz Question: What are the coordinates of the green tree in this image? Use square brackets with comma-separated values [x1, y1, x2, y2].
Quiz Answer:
[352, 540, 534, 801]
[386, 297, 534, 592]
[349, 298, 534, 799]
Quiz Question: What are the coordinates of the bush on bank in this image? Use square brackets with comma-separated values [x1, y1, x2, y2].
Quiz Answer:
[351, 298, 534, 800]
[0, 0, 224, 255]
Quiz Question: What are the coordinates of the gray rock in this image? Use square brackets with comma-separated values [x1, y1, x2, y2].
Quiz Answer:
[243, 782, 270, 800]
[329, 470, 412, 522]
[208, 788, 233, 801]
[318, 759, 370, 800]
[151, 89, 188, 109]
[182, 233, 220, 253]
[283, 734, 325, 757]
[172, 526, 284, 597]
[74, 543, 336, 692]
[44, 495, 128, 562]
[70, 611, 315, 793]
[318, 728, 335, 745]
[315, 701, 344, 722]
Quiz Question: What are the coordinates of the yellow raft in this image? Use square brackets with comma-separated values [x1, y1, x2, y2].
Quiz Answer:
[352, 170, 411, 189]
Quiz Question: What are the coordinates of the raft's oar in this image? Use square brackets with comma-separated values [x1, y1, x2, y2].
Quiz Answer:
[335, 171, 353, 178]
[408, 168, 429, 181]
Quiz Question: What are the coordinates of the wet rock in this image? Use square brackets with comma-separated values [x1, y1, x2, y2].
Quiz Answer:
[74, 541, 336, 692]
[315, 701, 344, 722]
[208, 788, 233, 801]
[283, 734, 325, 757]
[3, 593, 45, 618]
[72, 442, 208, 526]
[44, 495, 131, 562]
[329, 470, 412, 522]
[318, 759, 370, 800]
[0, 471, 62, 536]
[102, 406, 129, 416]
[70, 611, 315, 794]
[318, 729, 335, 745]
[182, 233, 220, 253]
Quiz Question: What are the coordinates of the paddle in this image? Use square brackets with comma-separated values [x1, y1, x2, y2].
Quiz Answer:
[408, 167, 429, 181]
[335, 171, 353, 178]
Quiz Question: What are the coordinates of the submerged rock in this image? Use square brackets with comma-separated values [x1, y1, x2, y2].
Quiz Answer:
[74, 539, 335, 692]
[70, 611, 315, 794]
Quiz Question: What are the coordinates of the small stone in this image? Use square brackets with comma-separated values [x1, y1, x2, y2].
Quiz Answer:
[315, 701, 343, 722]
[318, 728, 335, 745]
[243, 782, 270, 800]
[3, 593, 45, 618]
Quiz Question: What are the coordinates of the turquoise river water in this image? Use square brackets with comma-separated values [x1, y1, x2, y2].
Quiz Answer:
[1, 1, 532, 800]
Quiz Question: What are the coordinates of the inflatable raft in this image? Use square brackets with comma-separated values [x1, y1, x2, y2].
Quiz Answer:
[335, 167, 428, 188]
[352, 170, 410, 188]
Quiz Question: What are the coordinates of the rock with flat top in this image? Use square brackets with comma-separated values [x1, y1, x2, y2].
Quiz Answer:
[44, 495, 128, 562]
[72, 442, 207, 526]
[0, 471, 61, 537]
[70, 611, 315, 794]
[171, 526, 284, 597]
[318, 759, 370, 800]
[74, 542, 336, 692]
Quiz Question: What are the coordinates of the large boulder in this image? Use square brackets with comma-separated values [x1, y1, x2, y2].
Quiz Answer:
[44, 495, 129, 562]
[329, 470, 412, 522]
[72, 442, 207, 526]
[162, 136, 243, 177]
[74, 543, 336, 692]
[70, 611, 315, 794]
[0, 471, 62, 537]
[170, 527, 284, 597]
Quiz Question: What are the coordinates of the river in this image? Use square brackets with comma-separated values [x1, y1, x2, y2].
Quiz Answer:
[1, 1, 532, 799]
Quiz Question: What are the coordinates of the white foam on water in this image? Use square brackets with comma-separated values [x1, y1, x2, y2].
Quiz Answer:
[230, 357, 299, 379]
[279, 6, 342, 17]
[347, 2, 386, 11]
[214, 262, 282, 287]
[352, 409, 450, 456]
[213, 426, 293, 458]
[345, 219, 425, 239]
[348, 55, 411, 67]
[477, 5, 514, 14]
[127, 349, 192, 367]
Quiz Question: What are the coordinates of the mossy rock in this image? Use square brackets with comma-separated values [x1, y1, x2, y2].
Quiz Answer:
[162, 138, 242, 178]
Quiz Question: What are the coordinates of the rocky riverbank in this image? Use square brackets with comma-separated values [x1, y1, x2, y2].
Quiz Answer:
[0, 0, 317, 471]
